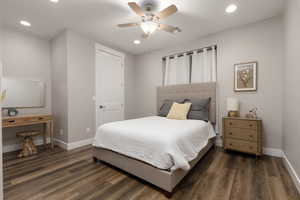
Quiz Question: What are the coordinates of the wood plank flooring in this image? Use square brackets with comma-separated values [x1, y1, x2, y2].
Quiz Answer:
[3, 145, 300, 200]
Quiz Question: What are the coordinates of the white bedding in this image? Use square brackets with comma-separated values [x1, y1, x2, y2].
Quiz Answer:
[93, 116, 216, 171]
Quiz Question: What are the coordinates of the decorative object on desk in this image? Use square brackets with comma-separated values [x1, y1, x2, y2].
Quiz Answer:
[7, 108, 18, 117]
[16, 131, 40, 158]
[227, 97, 239, 117]
[234, 62, 257, 92]
[245, 107, 258, 119]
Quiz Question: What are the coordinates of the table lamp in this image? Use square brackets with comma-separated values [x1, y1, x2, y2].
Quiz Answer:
[227, 97, 239, 117]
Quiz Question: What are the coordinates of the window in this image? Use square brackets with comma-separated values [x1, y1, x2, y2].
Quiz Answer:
[163, 46, 217, 86]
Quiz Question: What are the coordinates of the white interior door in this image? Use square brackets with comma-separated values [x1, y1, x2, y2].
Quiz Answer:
[95, 47, 124, 128]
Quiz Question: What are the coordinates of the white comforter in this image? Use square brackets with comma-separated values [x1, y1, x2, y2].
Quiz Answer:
[93, 116, 216, 171]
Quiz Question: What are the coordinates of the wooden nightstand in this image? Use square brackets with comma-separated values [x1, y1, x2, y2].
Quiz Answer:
[223, 117, 262, 156]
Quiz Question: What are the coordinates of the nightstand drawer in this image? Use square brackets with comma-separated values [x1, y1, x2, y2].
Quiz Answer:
[225, 139, 257, 154]
[225, 119, 257, 130]
[225, 128, 257, 141]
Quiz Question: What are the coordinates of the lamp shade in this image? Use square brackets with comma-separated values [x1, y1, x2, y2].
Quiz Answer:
[227, 98, 239, 111]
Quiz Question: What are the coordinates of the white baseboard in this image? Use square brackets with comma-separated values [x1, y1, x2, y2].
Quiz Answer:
[263, 148, 283, 157]
[3, 138, 51, 153]
[67, 138, 94, 150]
[282, 152, 300, 193]
[215, 138, 283, 157]
[53, 138, 68, 150]
[54, 138, 93, 150]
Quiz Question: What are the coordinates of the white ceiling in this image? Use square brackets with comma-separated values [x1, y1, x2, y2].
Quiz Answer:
[1, 0, 284, 55]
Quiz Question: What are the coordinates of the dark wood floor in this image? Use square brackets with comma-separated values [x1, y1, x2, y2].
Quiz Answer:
[3, 145, 300, 200]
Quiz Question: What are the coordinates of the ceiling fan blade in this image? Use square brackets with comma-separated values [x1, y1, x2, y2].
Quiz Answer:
[156, 5, 178, 19]
[128, 2, 145, 17]
[159, 24, 181, 33]
[117, 23, 139, 28]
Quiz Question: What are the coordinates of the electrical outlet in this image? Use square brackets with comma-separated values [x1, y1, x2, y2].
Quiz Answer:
[86, 128, 91, 133]
[59, 129, 63, 136]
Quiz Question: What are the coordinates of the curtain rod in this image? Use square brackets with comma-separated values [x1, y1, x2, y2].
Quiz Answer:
[162, 45, 217, 61]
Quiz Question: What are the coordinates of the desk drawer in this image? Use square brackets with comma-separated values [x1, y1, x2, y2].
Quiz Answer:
[29, 116, 52, 122]
[3, 119, 18, 127]
[225, 128, 257, 142]
[3, 115, 52, 127]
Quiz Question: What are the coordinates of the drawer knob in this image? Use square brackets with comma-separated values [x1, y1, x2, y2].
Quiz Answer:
[229, 143, 233, 146]
[249, 135, 253, 138]
[249, 146, 253, 149]
[229, 122, 233, 125]
[229, 132, 233, 135]
[8, 120, 15, 123]
[249, 124, 253, 127]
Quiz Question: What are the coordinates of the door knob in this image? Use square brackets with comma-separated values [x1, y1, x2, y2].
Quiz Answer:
[99, 105, 105, 109]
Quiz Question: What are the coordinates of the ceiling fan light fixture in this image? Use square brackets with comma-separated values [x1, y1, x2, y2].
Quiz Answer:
[140, 21, 159, 35]
[118, 2, 181, 37]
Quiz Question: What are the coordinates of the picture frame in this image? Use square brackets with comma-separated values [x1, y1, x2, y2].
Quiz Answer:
[234, 62, 257, 92]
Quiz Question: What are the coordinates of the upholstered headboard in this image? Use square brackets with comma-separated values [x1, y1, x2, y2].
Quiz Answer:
[157, 82, 216, 123]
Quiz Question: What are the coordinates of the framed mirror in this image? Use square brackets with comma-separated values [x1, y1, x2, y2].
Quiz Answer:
[1, 78, 45, 108]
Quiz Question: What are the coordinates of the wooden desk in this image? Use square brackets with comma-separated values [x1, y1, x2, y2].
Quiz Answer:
[2, 114, 54, 149]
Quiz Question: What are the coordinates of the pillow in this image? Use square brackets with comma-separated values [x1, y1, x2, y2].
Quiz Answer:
[166, 102, 192, 120]
[184, 98, 211, 121]
[158, 99, 185, 117]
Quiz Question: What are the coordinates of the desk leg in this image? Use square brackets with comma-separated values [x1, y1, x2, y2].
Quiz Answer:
[43, 123, 47, 149]
[50, 120, 54, 149]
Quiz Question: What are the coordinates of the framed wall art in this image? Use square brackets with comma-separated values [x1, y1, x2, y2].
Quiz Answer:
[234, 62, 257, 92]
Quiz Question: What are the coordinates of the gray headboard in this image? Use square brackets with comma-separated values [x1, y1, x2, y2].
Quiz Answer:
[157, 82, 216, 123]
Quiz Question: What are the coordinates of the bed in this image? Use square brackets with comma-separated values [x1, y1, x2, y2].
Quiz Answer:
[92, 82, 216, 196]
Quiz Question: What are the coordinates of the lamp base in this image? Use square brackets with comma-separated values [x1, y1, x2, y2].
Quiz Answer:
[228, 111, 239, 117]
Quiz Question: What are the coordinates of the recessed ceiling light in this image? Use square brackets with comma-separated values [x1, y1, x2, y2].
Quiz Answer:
[50, 0, 59, 3]
[20, 20, 31, 27]
[226, 4, 237, 13]
[133, 40, 141, 45]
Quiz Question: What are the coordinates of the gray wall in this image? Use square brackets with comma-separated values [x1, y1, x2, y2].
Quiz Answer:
[2, 27, 52, 150]
[66, 31, 95, 143]
[51, 31, 68, 143]
[283, 0, 300, 178]
[51, 30, 136, 144]
[134, 17, 284, 150]
[124, 53, 137, 120]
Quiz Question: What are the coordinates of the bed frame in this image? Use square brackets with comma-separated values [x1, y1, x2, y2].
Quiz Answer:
[93, 82, 216, 197]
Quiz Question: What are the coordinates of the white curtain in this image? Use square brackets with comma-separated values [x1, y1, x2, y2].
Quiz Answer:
[190, 46, 219, 135]
[164, 53, 190, 86]
[191, 46, 217, 83]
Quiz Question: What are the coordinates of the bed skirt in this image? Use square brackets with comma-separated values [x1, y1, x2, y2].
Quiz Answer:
[92, 138, 215, 193]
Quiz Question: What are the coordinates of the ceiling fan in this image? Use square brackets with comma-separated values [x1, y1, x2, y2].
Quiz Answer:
[117, 2, 182, 38]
